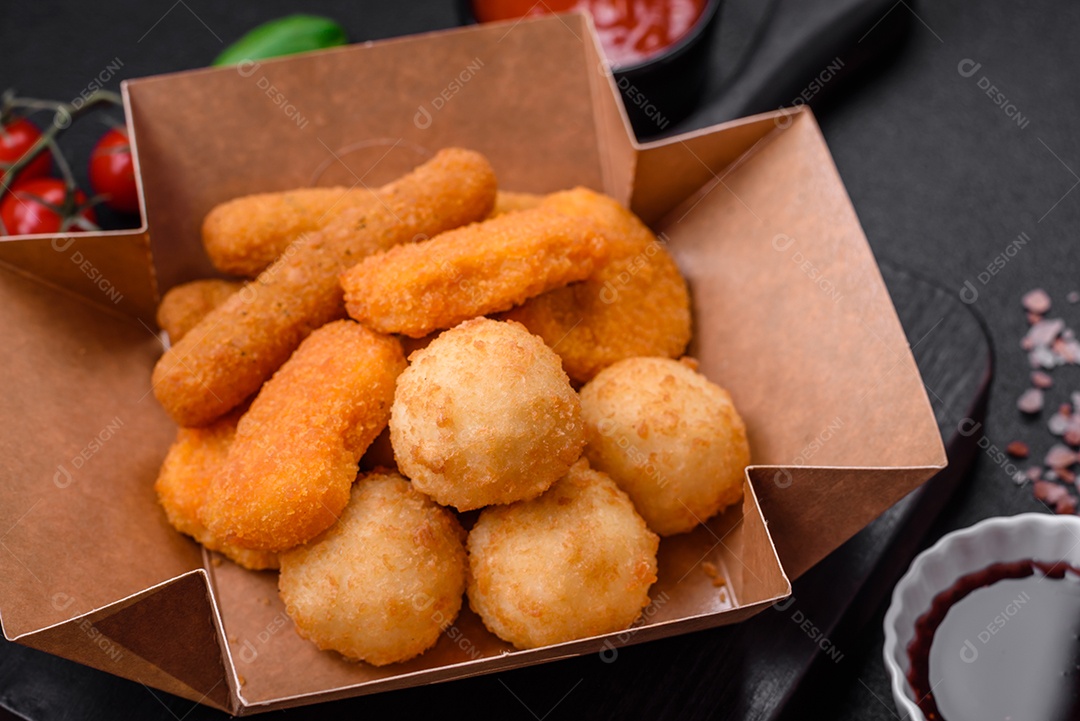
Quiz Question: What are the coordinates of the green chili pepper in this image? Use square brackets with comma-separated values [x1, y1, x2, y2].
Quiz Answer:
[213, 15, 347, 67]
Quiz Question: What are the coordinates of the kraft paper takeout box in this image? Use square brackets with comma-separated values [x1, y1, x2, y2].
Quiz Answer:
[0, 14, 946, 715]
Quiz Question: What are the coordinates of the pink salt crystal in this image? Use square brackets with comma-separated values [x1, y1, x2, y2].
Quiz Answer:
[1018, 388, 1045, 414]
[1026, 466, 1043, 482]
[1030, 346, 1057, 369]
[1044, 443, 1078, 468]
[1034, 480, 1069, 505]
[1056, 495, 1078, 515]
[1049, 413, 1069, 435]
[1027, 312, 1043, 325]
[1069, 291, 1080, 304]
[1026, 318, 1066, 347]
[1032, 371, 1054, 389]
[1022, 288, 1052, 314]
[1059, 339, 1080, 363]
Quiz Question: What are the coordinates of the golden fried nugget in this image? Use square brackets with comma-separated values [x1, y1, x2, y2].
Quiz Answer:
[205, 186, 534, 278]
[488, 190, 543, 218]
[203, 187, 356, 277]
[279, 471, 467, 666]
[391, 318, 584, 510]
[342, 207, 607, 338]
[467, 458, 658, 649]
[153, 148, 495, 427]
[502, 187, 691, 383]
[200, 320, 406, 552]
[154, 408, 278, 570]
[580, 357, 750, 536]
[156, 279, 245, 343]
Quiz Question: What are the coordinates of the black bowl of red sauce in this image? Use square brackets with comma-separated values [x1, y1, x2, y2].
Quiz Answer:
[464, 0, 722, 139]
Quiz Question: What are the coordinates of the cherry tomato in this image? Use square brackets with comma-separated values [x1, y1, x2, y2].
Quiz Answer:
[0, 117, 52, 187]
[89, 127, 139, 214]
[0, 178, 97, 235]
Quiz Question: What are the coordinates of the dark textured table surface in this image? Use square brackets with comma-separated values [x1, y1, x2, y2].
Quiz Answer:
[2, 1, 1077, 719]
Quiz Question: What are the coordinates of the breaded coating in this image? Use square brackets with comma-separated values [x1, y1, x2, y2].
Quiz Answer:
[152, 148, 496, 428]
[501, 187, 691, 383]
[279, 471, 467, 666]
[488, 190, 543, 218]
[204, 185, 533, 278]
[203, 186, 356, 277]
[156, 279, 244, 343]
[580, 357, 749, 536]
[467, 458, 658, 649]
[154, 408, 278, 570]
[200, 321, 406, 552]
[391, 318, 584, 511]
[341, 207, 607, 338]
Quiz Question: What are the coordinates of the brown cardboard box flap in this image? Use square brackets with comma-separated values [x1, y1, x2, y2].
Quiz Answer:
[650, 110, 947, 577]
[0, 13, 942, 713]
[3, 571, 232, 712]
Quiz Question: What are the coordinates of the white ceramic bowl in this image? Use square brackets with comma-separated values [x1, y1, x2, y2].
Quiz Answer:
[883, 513, 1080, 720]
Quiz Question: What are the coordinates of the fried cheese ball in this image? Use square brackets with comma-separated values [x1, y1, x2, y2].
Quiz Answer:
[154, 408, 278, 570]
[580, 357, 750, 537]
[502, 187, 691, 383]
[467, 458, 658, 649]
[201, 320, 406, 552]
[153, 148, 496, 428]
[390, 318, 584, 510]
[156, 279, 244, 343]
[341, 207, 607, 338]
[203, 186, 355, 278]
[279, 471, 467, 666]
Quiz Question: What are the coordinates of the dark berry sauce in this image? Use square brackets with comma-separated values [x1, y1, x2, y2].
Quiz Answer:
[907, 559, 1080, 720]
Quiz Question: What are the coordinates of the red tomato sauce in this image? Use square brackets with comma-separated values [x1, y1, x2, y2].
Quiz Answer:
[472, 0, 708, 68]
